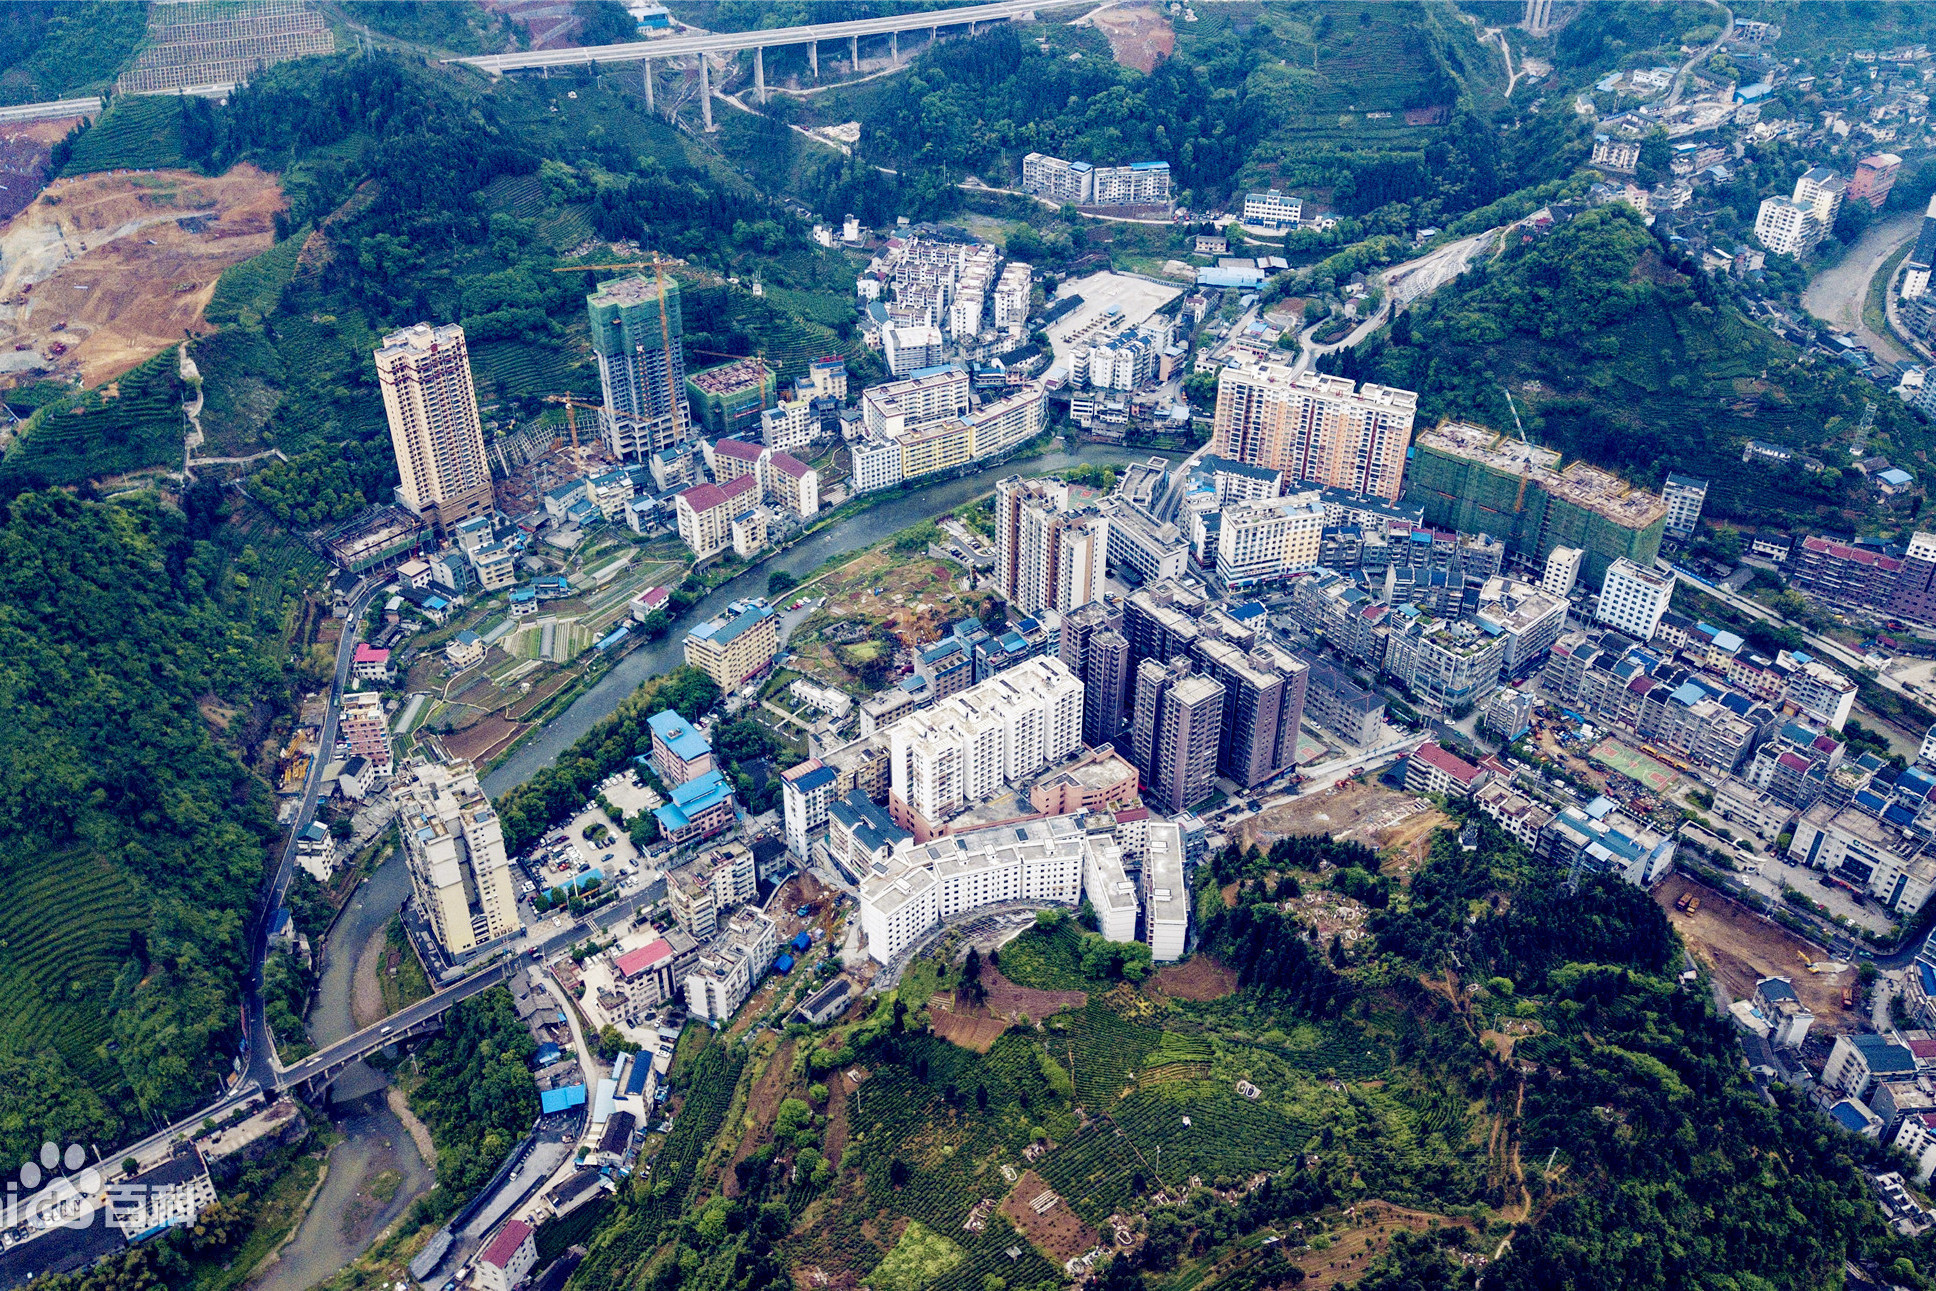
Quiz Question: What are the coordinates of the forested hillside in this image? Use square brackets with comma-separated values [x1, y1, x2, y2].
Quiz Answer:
[1331, 203, 1923, 533]
[0, 484, 293, 1165]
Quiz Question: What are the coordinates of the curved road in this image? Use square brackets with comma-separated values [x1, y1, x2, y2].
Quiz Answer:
[1802, 210, 1920, 367]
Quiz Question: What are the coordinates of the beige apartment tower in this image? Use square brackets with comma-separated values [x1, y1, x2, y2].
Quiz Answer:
[375, 323, 495, 539]
[397, 761, 520, 958]
[1212, 362, 1417, 502]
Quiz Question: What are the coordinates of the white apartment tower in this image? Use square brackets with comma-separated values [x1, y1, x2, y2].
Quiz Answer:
[1662, 473, 1708, 537]
[374, 323, 495, 538]
[1542, 545, 1585, 598]
[397, 761, 521, 958]
[1755, 197, 1822, 257]
[886, 658, 1085, 834]
[1595, 558, 1676, 641]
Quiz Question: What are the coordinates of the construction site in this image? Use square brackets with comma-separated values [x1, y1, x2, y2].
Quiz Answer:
[0, 164, 284, 388]
[1655, 873, 1862, 1026]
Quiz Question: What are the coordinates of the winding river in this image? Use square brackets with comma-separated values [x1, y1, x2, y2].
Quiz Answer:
[480, 443, 1166, 797]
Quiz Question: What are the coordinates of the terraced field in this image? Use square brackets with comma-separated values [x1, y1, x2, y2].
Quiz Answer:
[0, 848, 148, 1084]
[206, 232, 307, 328]
[62, 96, 188, 174]
[1, 347, 182, 486]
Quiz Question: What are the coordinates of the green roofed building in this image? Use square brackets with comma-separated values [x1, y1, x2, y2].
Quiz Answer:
[589, 274, 688, 461]
[1405, 422, 1667, 587]
[687, 356, 777, 438]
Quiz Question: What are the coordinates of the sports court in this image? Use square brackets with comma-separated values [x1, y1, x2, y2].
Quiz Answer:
[1590, 739, 1677, 793]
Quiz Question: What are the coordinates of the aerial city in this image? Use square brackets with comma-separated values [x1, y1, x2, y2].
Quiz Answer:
[15, 1, 1936, 1289]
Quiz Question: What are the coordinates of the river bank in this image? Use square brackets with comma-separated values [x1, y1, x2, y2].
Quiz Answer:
[480, 442, 1165, 797]
[254, 850, 432, 1291]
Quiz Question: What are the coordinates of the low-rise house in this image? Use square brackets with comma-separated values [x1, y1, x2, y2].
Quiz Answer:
[1825, 1032, 1919, 1098]
[446, 629, 487, 669]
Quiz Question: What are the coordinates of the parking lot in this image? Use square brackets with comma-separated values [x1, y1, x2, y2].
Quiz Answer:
[1045, 270, 1184, 361]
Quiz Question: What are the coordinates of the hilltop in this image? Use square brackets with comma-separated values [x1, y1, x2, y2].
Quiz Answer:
[1335, 203, 1924, 533]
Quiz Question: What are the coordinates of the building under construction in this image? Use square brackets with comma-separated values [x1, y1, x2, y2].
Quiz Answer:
[1404, 421, 1668, 586]
[589, 274, 690, 461]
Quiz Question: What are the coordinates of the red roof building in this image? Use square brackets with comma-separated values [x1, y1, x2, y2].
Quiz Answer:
[477, 1220, 536, 1291]
[1403, 741, 1490, 798]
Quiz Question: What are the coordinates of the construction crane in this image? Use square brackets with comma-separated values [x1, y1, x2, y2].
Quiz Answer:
[553, 255, 720, 445]
[543, 393, 602, 473]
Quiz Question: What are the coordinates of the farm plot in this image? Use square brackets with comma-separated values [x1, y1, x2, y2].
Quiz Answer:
[1033, 1122, 1146, 1225]
[0, 847, 148, 1083]
[3, 346, 182, 486]
[998, 1169, 1098, 1263]
[981, 964, 1087, 1021]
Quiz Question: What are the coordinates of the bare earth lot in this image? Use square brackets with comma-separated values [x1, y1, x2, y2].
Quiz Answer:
[1655, 873, 1857, 1023]
[0, 164, 283, 387]
[999, 1169, 1098, 1263]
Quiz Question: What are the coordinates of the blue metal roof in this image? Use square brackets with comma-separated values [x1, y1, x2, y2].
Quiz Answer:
[649, 710, 713, 760]
[1830, 1100, 1874, 1133]
[540, 1084, 588, 1113]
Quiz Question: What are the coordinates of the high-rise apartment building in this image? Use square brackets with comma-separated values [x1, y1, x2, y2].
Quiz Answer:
[1755, 195, 1822, 258]
[1212, 362, 1416, 502]
[1405, 422, 1668, 586]
[1215, 492, 1325, 587]
[397, 761, 520, 958]
[993, 476, 1107, 617]
[1661, 473, 1708, 538]
[374, 323, 494, 539]
[1850, 153, 1903, 210]
[1595, 558, 1676, 640]
[1191, 637, 1307, 790]
[1060, 601, 1129, 748]
[588, 274, 688, 460]
[1131, 658, 1224, 813]
[885, 658, 1085, 838]
[1794, 166, 1847, 227]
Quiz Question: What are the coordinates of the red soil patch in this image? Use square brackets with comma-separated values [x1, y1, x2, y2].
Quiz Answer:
[724, 1037, 796, 1196]
[1150, 956, 1239, 1002]
[999, 1169, 1100, 1263]
[931, 992, 1010, 1053]
[982, 964, 1086, 1021]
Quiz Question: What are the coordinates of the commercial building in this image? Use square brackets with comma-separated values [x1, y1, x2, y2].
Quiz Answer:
[374, 323, 494, 539]
[1789, 802, 1936, 915]
[1595, 558, 1676, 640]
[683, 601, 779, 691]
[588, 274, 689, 459]
[1098, 495, 1191, 584]
[686, 357, 777, 437]
[1405, 422, 1668, 585]
[397, 761, 520, 958]
[994, 475, 1107, 617]
[1212, 362, 1417, 502]
[884, 658, 1085, 838]
[653, 768, 738, 845]
[1661, 473, 1708, 538]
[1241, 189, 1302, 230]
[674, 474, 760, 559]
[649, 710, 715, 787]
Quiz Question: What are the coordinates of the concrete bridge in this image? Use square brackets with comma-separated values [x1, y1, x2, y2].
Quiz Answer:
[448, 1, 1094, 127]
[273, 958, 513, 1095]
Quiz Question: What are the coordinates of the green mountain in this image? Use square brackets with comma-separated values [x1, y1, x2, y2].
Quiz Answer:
[1336, 203, 1918, 533]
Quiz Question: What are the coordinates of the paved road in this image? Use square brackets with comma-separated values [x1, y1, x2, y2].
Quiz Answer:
[0, 96, 100, 124]
[275, 960, 512, 1089]
[450, 0, 1080, 73]
[240, 581, 385, 1089]
[1663, 4, 1733, 109]
[1801, 210, 1919, 366]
